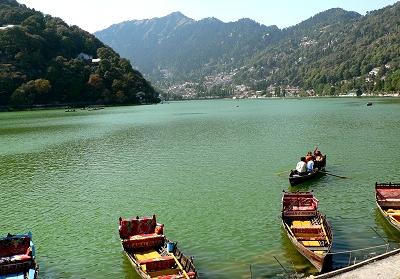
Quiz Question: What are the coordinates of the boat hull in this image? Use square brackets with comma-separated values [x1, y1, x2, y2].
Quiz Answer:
[282, 221, 326, 272]
[375, 182, 400, 232]
[289, 170, 325, 186]
[289, 156, 326, 186]
[376, 201, 400, 232]
[121, 238, 199, 279]
[0, 234, 38, 279]
[281, 192, 332, 272]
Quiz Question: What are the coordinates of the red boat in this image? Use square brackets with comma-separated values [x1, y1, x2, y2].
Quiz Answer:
[0, 232, 38, 278]
[119, 215, 199, 279]
[281, 191, 333, 272]
[375, 182, 400, 231]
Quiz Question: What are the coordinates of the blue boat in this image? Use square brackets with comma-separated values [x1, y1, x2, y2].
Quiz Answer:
[0, 232, 38, 279]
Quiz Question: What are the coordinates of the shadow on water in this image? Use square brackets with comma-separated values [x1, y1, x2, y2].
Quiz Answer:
[374, 208, 400, 244]
[122, 253, 141, 279]
[279, 227, 318, 277]
[288, 173, 328, 192]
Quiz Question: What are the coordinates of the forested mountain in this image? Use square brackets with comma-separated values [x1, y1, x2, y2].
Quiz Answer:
[96, 12, 279, 82]
[0, 0, 159, 109]
[95, 3, 400, 98]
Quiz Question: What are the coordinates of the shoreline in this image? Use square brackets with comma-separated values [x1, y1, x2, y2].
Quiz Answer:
[309, 248, 400, 279]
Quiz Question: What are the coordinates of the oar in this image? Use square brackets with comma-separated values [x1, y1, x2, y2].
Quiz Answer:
[321, 170, 348, 179]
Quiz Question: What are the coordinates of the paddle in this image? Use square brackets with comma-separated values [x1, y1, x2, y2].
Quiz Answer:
[321, 170, 348, 179]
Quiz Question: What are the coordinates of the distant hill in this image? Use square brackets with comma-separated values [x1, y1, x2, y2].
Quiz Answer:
[95, 4, 400, 98]
[95, 12, 280, 81]
[0, 0, 159, 109]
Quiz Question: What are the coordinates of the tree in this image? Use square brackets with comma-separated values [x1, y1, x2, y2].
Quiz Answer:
[10, 79, 51, 108]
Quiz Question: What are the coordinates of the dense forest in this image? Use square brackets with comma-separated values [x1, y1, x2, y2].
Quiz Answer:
[0, 0, 159, 109]
[96, 3, 400, 98]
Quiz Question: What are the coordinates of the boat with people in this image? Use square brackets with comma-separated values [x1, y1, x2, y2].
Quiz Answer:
[0, 232, 39, 279]
[281, 191, 333, 272]
[289, 149, 326, 186]
[119, 215, 199, 279]
[376, 182, 400, 231]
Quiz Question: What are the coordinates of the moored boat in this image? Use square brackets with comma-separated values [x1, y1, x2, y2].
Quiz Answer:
[375, 182, 400, 231]
[281, 191, 333, 272]
[0, 232, 38, 279]
[289, 155, 326, 186]
[119, 215, 199, 279]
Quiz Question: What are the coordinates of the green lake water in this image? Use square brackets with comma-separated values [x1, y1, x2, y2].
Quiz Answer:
[1, 98, 400, 278]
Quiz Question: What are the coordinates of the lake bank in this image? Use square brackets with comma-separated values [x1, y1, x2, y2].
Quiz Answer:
[310, 248, 400, 279]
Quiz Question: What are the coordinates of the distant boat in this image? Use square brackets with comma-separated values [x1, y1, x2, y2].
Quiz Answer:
[0, 232, 39, 278]
[367, 102, 373, 106]
[119, 215, 199, 279]
[289, 156, 326, 186]
[281, 191, 333, 272]
[376, 182, 400, 231]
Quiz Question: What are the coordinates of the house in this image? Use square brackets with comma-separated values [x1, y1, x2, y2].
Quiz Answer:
[77, 53, 93, 61]
[369, 67, 380, 76]
[0, 25, 15, 30]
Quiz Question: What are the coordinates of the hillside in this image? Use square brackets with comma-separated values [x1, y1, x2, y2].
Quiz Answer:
[95, 12, 280, 82]
[95, 4, 400, 98]
[0, 0, 159, 108]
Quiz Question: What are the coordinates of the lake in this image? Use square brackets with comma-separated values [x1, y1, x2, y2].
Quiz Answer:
[1, 98, 400, 278]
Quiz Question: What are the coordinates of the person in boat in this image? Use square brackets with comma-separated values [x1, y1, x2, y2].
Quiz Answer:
[307, 158, 315, 173]
[292, 157, 307, 176]
[314, 148, 324, 169]
[305, 151, 314, 162]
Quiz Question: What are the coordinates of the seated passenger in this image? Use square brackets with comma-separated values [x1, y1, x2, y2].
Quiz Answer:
[307, 159, 314, 172]
[305, 151, 314, 162]
[314, 148, 324, 169]
[292, 157, 307, 175]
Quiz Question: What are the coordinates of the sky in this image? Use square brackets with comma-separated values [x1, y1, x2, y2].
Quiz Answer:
[17, 0, 399, 33]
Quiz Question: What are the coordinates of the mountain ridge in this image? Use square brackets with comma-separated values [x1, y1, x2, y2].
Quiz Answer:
[96, 4, 400, 98]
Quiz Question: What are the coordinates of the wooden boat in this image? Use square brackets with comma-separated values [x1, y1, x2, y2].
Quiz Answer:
[281, 191, 333, 272]
[119, 215, 199, 279]
[0, 232, 39, 279]
[376, 182, 400, 231]
[289, 155, 326, 186]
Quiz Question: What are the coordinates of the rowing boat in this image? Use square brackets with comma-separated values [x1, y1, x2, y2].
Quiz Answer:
[0, 232, 38, 279]
[119, 215, 199, 279]
[281, 191, 333, 272]
[375, 182, 400, 231]
[289, 155, 326, 186]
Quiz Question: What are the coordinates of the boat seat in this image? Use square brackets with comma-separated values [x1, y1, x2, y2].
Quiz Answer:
[302, 240, 320, 246]
[122, 233, 164, 250]
[291, 227, 322, 234]
[0, 236, 33, 274]
[291, 225, 321, 230]
[309, 246, 330, 251]
[292, 206, 316, 211]
[158, 272, 196, 279]
[296, 235, 326, 241]
[387, 209, 400, 213]
[139, 255, 175, 272]
[292, 220, 311, 227]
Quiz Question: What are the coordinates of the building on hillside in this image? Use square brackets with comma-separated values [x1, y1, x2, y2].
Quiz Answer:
[369, 67, 380, 76]
[284, 86, 301, 97]
[77, 53, 93, 61]
[0, 25, 15, 30]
